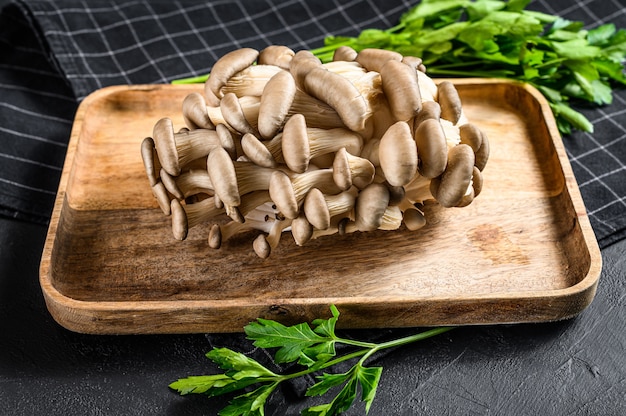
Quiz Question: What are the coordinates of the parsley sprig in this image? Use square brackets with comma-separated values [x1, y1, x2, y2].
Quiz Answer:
[311, 0, 626, 134]
[170, 305, 453, 415]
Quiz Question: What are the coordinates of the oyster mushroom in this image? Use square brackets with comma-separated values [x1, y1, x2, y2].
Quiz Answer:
[355, 48, 403, 72]
[182, 92, 214, 130]
[220, 92, 256, 135]
[140, 137, 161, 187]
[241, 133, 277, 168]
[378, 121, 418, 187]
[303, 66, 369, 132]
[354, 183, 390, 232]
[257, 70, 297, 139]
[253, 217, 293, 259]
[430, 144, 475, 208]
[170, 196, 224, 240]
[332, 147, 375, 190]
[152, 117, 228, 176]
[380, 60, 422, 122]
[258, 45, 294, 69]
[414, 118, 448, 179]
[268, 169, 340, 219]
[437, 81, 463, 124]
[303, 187, 357, 230]
[281, 113, 363, 173]
[332, 45, 358, 62]
[206, 47, 259, 98]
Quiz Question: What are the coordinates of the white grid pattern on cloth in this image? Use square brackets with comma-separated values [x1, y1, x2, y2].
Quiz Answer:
[0, 0, 625, 246]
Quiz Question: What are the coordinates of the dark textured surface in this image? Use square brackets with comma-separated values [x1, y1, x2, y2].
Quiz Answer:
[1, 216, 625, 415]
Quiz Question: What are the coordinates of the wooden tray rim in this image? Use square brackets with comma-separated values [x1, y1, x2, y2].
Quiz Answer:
[38, 79, 603, 334]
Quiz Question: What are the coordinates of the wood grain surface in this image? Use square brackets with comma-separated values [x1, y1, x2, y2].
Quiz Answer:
[39, 80, 602, 334]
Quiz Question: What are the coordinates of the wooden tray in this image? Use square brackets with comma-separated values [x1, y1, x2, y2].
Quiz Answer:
[39, 80, 602, 334]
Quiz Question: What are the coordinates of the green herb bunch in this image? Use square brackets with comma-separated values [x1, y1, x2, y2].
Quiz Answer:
[309, 0, 626, 134]
[170, 305, 453, 415]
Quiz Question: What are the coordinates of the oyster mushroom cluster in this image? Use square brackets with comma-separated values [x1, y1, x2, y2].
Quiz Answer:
[141, 45, 489, 259]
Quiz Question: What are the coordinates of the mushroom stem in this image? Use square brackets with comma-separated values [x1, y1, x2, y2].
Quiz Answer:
[303, 187, 357, 230]
[404, 174, 434, 204]
[153, 117, 227, 176]
[269, 169, 341, 219]
[160, 168, 213, 200]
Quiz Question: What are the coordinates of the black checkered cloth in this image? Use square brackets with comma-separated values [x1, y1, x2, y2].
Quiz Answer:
[1, 0, 625, 248]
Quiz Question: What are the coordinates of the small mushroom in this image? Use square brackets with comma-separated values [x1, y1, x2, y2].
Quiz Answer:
[344, 204, 403, 233]
[333, 45, 358, 62]
[160, 168, 213, 200]
[182, 92, 214, 130]
[380, 60, 422, 122]
[170, 196, 224, 240]
[402, 56, 426, 73]
[378, 121, 418, 187]
[220, 65, 283, 98]
[241, 133, 277, 168]
[281, 114, 363, 173]
[414, 118, 448, 179]
[474, 132, 490, 172]
[151, 181, 173, 215]
[289, 50, 323, 90]
[459, 123, 483, 154]
[355, 48, 403, 73]
[152, 117, 225, 176]
[413, 101, 441, 128]
[437, 81, 463, 124]
[258, 45, 295, 69]
[303, 187, 357, 230]
[354, 183, 390, 232]
[141, 137, 161, 187]
[220, 92, 256, 135]
[253, 217, 292, 259]
[332, 147, 375, 190]
[257, 70, 297, 139]
[429, 144, 475, 208]
[206, 47, 259, 98]
[303, 66, 369, 132]
[290, 213, 314, 246]
[206, 146, 241, 220]
[402, 207, 427, 231]
[268, 169, 340, 219]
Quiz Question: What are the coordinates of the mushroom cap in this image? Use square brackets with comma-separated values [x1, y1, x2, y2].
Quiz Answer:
[333, 46, 358, 62]
[281, 113, 310, 173]
[459, 123, 483, 153]
[474, 132, 490, 171]
[354, 183, 390, 232]
[151, 181, 172, 215]
[332, 147, 354, 190]
[207, 47, 259, 98]
[290, 50, 322, 90]
[268, 170, 299, 219]
[208, 223, 222, 249]
[430, 144, 475, 208]
[258, 70, 297, 139]
[159, 168, 184, 200]
[215, 123, 237, 160]
[141, 137, 160, 187]
[402, 207, 426, 231]
[220, 92, 256, 135]
[414, 118, 448, 179]
[437, 81, 463, 124]
[380, 60, 422, 122]
[414, 100, 441, 128]
[303, 66, 369, 132]
[253, 234, 272, 259]
[207, 146, 240, 207]
[182, 92, 214, 130]
[258, 45, 295, 69]
[303, 188, 331, 230]
[355, 48, 403, 72]
[170, 199, 188, 240]
[333, 148, 375, 190]
[472, 166, 483, 197]
[152, 117, 181, 176]
[401, 56, 425, 72]
[241, 133, 277, 168]
[379, 121, 418, 187]
[291, 213, 313, 246]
